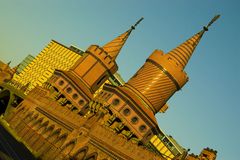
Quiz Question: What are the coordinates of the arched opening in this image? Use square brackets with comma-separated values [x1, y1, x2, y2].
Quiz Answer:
[40, 128, 62, 157]
[0, 90, 10, 115]
[47, 128, 61, 143]
[25, 117, 44, 143]
[46, 133, 68, 159]
[73, 147, 88, 159]
[60, 140, 76, 156]
[38, 121, 50, 134]
[42, 125, 55, 138]
[55, 133, 68, 148]
[85, 152, 98, 160]
[29, 121, 49, 148]
[34, 125, 55, 152]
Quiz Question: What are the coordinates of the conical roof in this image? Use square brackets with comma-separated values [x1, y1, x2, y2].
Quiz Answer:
[102, 17, 143, 60]
[167, 15, 220, 69]
[167, 30, 204, 69]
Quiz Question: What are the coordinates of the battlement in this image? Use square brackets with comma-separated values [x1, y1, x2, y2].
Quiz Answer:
[85, 45, 118, 73]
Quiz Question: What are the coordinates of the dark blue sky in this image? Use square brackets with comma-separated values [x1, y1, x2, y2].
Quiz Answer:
[0, 1, 239, 159]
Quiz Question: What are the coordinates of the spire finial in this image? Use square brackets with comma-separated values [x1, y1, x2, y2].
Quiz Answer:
[131, 17, 144, 30]
[203, 14, 220, 31]
[102, 18, 143, 60]
[166, 15, 220, 69]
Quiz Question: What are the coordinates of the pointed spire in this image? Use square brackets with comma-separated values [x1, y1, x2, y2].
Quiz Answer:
[102, 17, 144, 60]
[167, 15, 220, 69]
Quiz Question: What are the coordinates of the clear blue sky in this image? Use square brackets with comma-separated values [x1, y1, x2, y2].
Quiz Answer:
[0, 1, 239, 159]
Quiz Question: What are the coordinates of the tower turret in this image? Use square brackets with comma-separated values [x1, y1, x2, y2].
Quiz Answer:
[70, 18, 143, 94]
[99, 16, 220, 143]
[50, 19, 142, 111]
[199, 147, 217, 160]
[125, 15, 220, 114]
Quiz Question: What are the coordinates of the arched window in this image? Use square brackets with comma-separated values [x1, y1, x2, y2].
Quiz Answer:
[85, 152, 98, 160]
[73, 147, 88, 160]
[58, 80, 64, 86]
[60, 140, 76, 156]
[55, 133, 68, 148]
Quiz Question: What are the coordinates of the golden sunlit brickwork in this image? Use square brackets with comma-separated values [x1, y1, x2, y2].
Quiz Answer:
[0, 16, 220, 160]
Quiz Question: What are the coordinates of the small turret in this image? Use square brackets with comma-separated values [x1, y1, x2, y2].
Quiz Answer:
[199, 147, 217, 160]
[51, 19, 143, 111]
[70, 18, 143, 94]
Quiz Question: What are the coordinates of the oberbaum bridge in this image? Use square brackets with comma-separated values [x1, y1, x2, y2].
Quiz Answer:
[0, 15, 220, 160]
